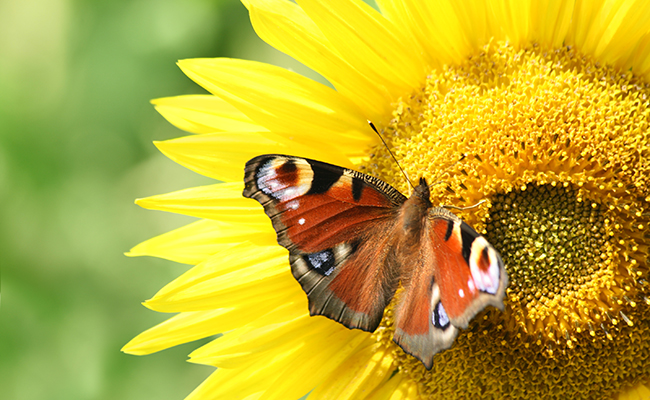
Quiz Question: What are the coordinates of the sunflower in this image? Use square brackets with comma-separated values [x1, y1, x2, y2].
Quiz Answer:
[123, 0, 650, 399]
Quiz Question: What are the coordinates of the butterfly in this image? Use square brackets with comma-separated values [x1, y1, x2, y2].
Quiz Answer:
[242, 154, 508, 369]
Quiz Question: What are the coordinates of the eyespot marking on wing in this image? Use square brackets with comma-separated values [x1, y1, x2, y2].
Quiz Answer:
[304, 249, 336, 276]
[432, 301, 450, 329]
[257, 157, 313, 202]
[469, 237, 502, 295]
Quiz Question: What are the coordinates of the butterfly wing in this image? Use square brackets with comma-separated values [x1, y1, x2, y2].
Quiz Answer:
[391, 236, 460, 369]
[428, 209, 508, 328]
[243, 154, 407, 332]
[393, 208, 507, 369]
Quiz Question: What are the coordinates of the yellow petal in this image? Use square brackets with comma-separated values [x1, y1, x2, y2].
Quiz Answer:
[530, 0, 574, 48]
[145, 243, 289, 311]
[377, 0, 478, 67]
[310, 343, 394, 400]
[592, 0, 650, 61]
[618, 382, 650, 400]
[491, 0, 575, 48]
[191, 303, 310, 367]
[135, 182, 261, 222]
[365, 373, 408, 400]
[245, 0, 393, 121]
[124, 293, 304, 355]
[187, 321, 368, 399]
[567, 0, 602, 51]
[624, 31, 650, 79]
[126, 219, 274, 265]
[190, 308, 328, 367]
[146, 268, 297, 313]
[447, 0, 497, 50]
[593, 0, 650, 66]
[154, 131, 355, 182]
[489, 0, 532, 46]
[297, 0, 426, 93]
[185, 369, 265, 400]
[257, 328, 371, 400]
[569, 0, 650, 68]
[178, 58, 375, 154]
[152, 95, 264, 134]
[389, 378, 419, 400]
[121, 309, 230, 355]
[637, 383, 650, 399]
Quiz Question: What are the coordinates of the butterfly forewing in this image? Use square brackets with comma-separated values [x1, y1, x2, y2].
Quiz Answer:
[426, 210, 507, 328]
[243, 155, 406, 331]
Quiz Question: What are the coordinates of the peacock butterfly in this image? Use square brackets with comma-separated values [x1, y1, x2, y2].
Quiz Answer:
[242, 154, 508, 369]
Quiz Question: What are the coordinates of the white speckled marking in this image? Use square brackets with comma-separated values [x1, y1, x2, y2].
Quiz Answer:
[435, 302, 450, 327]
[257, 158, 313, 202]
[469, 237, 500, 294]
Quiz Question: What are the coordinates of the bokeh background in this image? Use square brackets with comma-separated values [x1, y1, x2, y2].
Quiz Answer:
[0, 0, 330, 398]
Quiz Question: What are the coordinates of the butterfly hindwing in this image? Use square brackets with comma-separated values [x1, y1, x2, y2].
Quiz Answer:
[243, 155, 406, 331]
[393, 208, 507, 368]
[290, 222, 401, 331]
[392, 235, 460, 369]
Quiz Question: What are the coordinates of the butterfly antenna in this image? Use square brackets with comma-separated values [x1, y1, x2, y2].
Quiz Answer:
[368, 121, 415, 190]
[443, 199, 487, 211]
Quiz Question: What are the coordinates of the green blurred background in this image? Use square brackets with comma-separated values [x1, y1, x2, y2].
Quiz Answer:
[0, 0, 326, 398]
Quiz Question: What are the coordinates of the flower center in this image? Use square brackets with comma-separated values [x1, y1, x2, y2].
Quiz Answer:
[486, 184, 617, 345]
[362, 41, 650, 398]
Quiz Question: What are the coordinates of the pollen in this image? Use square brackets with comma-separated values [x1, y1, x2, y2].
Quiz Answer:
[364, 41, 650, 399]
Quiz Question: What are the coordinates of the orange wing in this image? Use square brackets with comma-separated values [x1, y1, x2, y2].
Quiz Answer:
[393, 208, 507, 369]
[243, 155, 406, 332]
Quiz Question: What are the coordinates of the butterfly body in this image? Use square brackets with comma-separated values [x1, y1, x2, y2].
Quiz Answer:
[243, 155, 508, 369]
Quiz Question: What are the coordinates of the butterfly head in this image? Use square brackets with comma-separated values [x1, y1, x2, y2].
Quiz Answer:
[413, 178, 431, 202]
[400, 178, 433, 245]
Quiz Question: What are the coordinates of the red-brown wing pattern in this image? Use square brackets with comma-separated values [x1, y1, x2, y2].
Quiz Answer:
[427, 209, 507, 328]
[392, 208, 507, 369]
[243, 155, 405, 252]
[290, 220, 402, 331]
[243, 155, 407, 331]
[392, 233, 460, 369]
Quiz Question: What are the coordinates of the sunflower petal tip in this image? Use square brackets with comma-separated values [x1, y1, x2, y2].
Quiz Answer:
[152, 140, 165, 150]
[142, 300, 157, 310]
[152, 141, 173, 157]
[176, 59, 196, 69]
[121, 340, 149, 356]
[120, 343, 134, 354]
